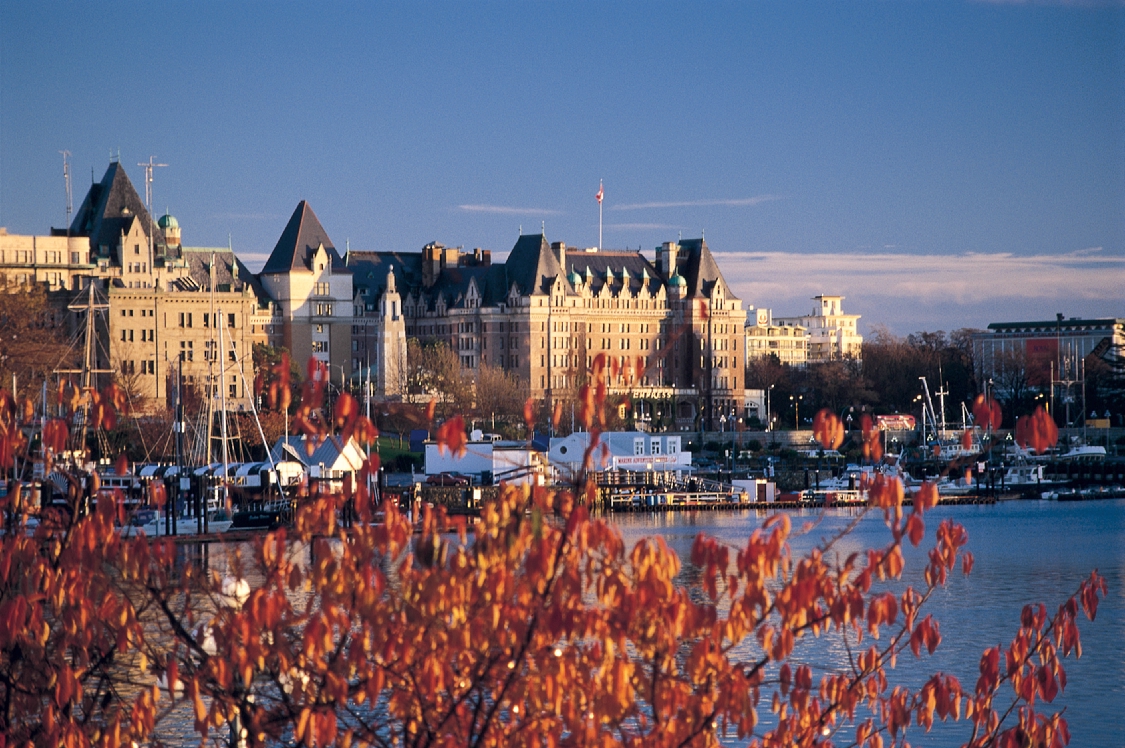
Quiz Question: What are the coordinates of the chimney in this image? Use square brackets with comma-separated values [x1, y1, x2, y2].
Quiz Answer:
[657, 241, 679, 277]
[422, 242, 442, 288]
[551, 241, 567, 270]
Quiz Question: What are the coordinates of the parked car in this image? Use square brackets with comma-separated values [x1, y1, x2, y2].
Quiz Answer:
[426, 473, 470, 486]
[130, 508, 158, 527]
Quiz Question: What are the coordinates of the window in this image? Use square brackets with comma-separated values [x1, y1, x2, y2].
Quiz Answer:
[314, 282, 330, 296]
[667, 437, 679, 455]
[651, 439, 661, 455]
[134, 244, 140, 255]
[228, 313, 235, 328]
[312, 341, 329, 353]
[230, 384, 238, 398]
[634, 438, 645, 456]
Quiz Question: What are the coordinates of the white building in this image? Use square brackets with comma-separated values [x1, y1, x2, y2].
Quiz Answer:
[775, 295, 862, 362]
[744, 308, 809, 366]
[424, 438, 546, 486]
[547, 431, 690, 479]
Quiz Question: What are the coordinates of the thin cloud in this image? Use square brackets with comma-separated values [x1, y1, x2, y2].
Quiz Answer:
[611, 195, 781, 211]
[716, 249, 1124, 334]
[717, 249, 1124, 306]
[605, 223, 684, 231]
[458, 204, 563, 216]
[212, 212, 283, 221]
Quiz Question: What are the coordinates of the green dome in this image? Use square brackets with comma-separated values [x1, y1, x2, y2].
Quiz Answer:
[567, 269, 583, 286]
[668, 273, 687, 287]
[158, 214, 179, 229]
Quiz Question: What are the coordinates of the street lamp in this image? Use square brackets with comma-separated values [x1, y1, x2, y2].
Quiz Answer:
[766, 384, 774, 432]
[913, 394, 924, 445]
[790, 394, 803, 430]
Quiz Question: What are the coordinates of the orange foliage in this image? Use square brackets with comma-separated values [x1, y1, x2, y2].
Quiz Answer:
[812, 408, 844, 450]
[0, 360, 1109, 748]
[1015, 405, 1059, 455]
[972, 394, 1003, 431]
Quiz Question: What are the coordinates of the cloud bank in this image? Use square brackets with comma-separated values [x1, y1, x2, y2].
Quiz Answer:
[716, 248, 1125, 334]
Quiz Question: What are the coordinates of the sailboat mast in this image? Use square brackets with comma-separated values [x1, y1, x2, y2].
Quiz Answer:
[218, 305, 230, 510]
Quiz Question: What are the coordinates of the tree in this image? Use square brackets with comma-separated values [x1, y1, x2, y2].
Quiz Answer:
[0, 358, 1108, 748]
[406, 339, 474, 416]
[991, 347, 1034, 424]
[0, 284, 75, 398]
[473, 361, 528, 430]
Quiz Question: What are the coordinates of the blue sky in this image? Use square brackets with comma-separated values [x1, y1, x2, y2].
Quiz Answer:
[2, 1, 1122, 334]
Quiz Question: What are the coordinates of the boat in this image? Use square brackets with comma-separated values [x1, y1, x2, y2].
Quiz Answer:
[999, 462, 1066, 499]
[1058, 444, 1107, 462]
[930, 474, 976, 497]
[120, 486, 235, 537]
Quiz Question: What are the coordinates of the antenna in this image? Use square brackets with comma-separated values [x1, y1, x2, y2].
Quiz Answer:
[59, 150, 73, 232]
[139, 157, 168, 285]
[138, 156, 168, 215]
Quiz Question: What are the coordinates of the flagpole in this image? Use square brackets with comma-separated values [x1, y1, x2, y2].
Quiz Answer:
[597, 179, 604, 250]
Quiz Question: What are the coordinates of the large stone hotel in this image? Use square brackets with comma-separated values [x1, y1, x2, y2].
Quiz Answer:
[1, 162, 747, 430]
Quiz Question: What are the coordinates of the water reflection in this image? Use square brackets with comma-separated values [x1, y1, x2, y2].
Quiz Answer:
[613, 500, 1125, 746]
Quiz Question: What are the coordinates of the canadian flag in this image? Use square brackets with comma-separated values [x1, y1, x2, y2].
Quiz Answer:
[596, 182, 604, 204]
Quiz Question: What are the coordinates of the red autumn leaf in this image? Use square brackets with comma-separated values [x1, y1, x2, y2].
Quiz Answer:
[523, 397, 537, 433]
[813, 409, 844, 450]
[972, 394, 1002, 431]
[334, 392, 359, 440]
[353, 416, 379, 446]
[914, 482, 939, 512]
[906, 513, 925, 547]
[1015, 406, 1058, 455]
[114, 453, 129, 477]
[436, 415, 467, 457]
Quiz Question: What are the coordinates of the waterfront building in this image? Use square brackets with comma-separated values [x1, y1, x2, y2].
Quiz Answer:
[337, 234, 748, 429]
[547, 431, 690, 479]
[7, 165, 749, 429]
[744, 308, 809, 366]
[774, 295, 862, 362]
[970, 316, 1125, 387]
[258, 202, 354, 388]
[1, 162, 273, 409]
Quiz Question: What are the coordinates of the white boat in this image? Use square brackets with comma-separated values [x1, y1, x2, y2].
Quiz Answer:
[929, 474, 976, 496]
[121, 506, 234, 537]
[1058, 445, 1107, 461]
[1000, 463, 1065, 498]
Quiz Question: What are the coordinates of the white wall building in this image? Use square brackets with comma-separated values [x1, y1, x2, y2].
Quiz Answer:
[548, 431, 690, 479]
[774, 295, 862, 362]
[744, 308, 809, 366]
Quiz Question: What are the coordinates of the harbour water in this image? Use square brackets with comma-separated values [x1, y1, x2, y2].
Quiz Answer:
[615, 499, 1125, 746]
[150, 499, 1124, 745]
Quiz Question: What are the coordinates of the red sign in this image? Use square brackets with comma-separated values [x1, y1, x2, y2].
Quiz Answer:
[876, 414, 916, 431]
